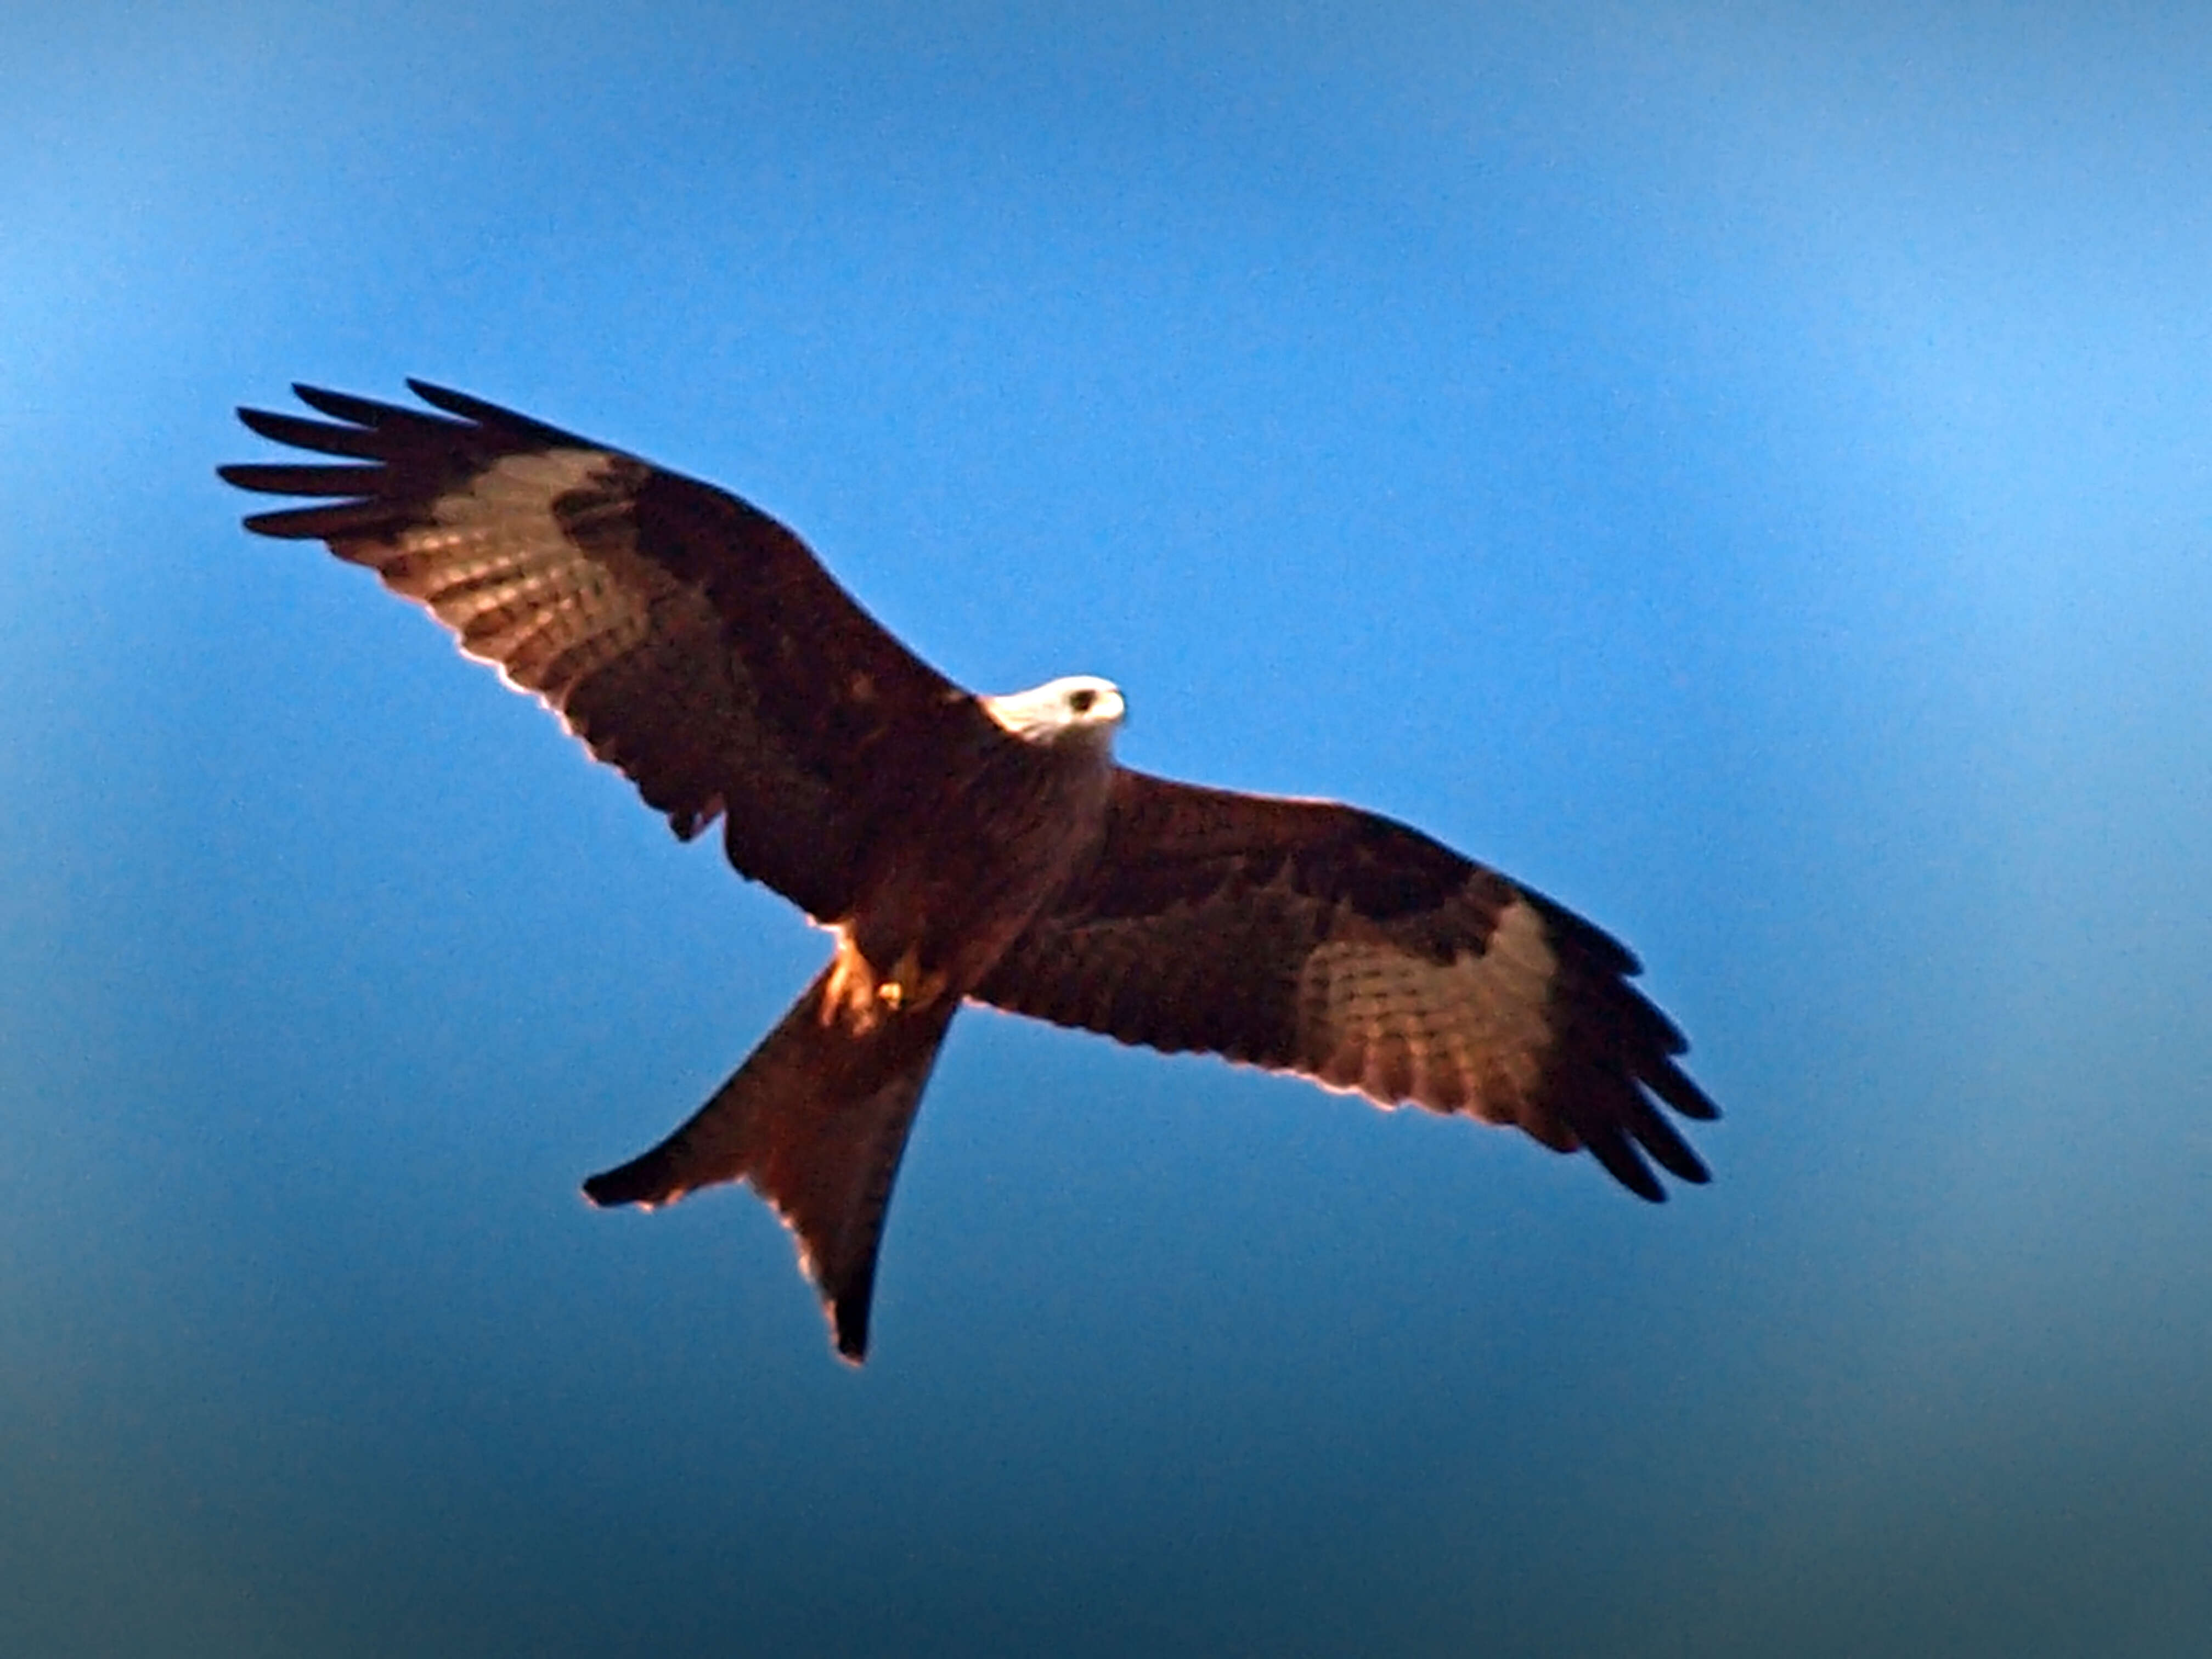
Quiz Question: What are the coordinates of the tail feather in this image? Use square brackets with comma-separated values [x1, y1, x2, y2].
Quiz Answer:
[583, 964, 956, 1362]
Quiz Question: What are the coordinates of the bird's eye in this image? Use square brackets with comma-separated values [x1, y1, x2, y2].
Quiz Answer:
[1068, 688, 1097, 714]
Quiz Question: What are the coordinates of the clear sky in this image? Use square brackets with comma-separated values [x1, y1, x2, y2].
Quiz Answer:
[5, 3, 2210, 1653]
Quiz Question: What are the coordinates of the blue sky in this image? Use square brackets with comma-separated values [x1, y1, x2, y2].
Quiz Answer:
[5, 3, 2210, 1652]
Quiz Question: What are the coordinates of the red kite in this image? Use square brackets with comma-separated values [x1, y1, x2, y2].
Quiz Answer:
[222, 382, 1719, 1361]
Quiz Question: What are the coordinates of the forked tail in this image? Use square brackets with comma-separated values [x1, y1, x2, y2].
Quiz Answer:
[583, 964, 957, 1362]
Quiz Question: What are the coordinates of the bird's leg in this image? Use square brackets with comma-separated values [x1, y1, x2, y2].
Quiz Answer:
[822, 933, 886, 1034]
[878, 944, 949, 1014]
[823, 932, 953, 1032]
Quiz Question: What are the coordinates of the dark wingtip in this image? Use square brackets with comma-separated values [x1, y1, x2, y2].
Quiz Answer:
[404, 378, 594, 445]
[235, 405, 287, 441]
[1640, 1045, 1722, 1124]
[1580, 1120, 1668, 1203]
[234, 502, 377, 539]
[1628, 1095, 1713, 1187]
[287, 382, 407, 427]
[405, 376, 467, 407]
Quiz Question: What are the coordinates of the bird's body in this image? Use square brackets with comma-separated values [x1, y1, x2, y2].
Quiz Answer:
[223, 381, 1719, 1361]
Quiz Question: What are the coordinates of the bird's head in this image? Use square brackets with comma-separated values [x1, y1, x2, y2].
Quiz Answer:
[981, 675, 1127, 748]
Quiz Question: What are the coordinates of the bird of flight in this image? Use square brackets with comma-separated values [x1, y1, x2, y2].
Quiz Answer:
[222, 381, 1719, 1362]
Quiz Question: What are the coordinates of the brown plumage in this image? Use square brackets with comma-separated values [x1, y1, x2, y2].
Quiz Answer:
[974, 774, 1716, 1198]
[222, 380, 1720, 1362]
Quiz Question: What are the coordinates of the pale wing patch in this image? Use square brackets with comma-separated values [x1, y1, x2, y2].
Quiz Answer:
[366, 448, 653, 704]
[1296, 895, 1558, 1122]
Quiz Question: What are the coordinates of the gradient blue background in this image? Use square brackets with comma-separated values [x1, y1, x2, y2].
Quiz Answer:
[6, 4, 2209, 1652]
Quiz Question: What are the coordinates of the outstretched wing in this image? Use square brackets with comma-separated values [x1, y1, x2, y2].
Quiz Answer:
[974, 770, 1719, 1200]
[220, 381, 991, 924]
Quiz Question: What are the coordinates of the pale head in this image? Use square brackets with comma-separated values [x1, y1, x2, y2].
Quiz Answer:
[980, 675, 1127, 747]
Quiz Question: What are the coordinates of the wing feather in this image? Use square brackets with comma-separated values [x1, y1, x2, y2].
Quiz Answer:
[221, 381, 992, 922]
[975, 770, 1718, 1200]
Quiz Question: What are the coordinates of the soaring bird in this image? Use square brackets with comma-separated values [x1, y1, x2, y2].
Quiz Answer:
[222, 381, 1720, 1362]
